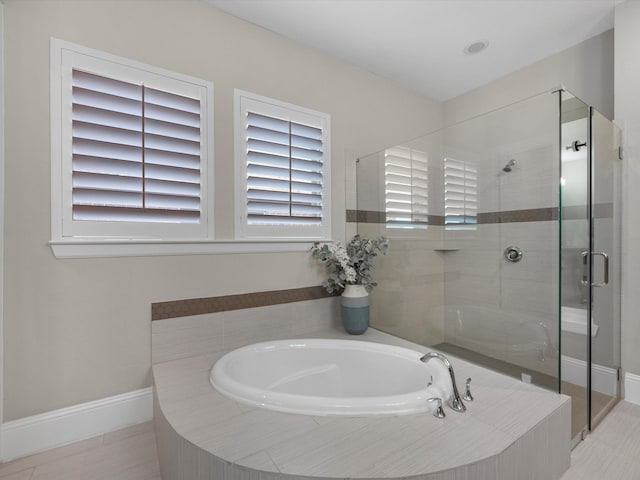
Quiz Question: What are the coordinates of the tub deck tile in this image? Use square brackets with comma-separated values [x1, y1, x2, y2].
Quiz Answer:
[153, 327, 571, 480]
[190, 409, 320, 463]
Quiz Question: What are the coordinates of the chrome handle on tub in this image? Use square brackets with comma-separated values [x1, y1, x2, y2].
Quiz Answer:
[462, 377, 474, 401]
[427, 397, 446, 419]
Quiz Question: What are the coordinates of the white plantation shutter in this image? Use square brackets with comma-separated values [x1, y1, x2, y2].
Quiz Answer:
[245, 112, 323, 224]
[444, 157, 477, 229]
[384, 147, 429, 228]
[236, 91, 331, 239]
[71, 70, 201, 223]
[52, 40, 213, 243]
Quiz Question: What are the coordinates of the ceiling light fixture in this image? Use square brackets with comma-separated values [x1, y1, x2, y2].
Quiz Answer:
[464, 41, 489, 55]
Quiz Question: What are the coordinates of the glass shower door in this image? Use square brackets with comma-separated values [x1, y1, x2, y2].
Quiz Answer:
[560, 91, 591, 441]
[589, 108, 621, 430]
[560, 91, 621, 442]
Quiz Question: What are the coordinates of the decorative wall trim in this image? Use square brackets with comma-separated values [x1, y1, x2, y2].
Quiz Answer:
[1, 387, 153, 462]
[152, 286, 337, 320]
[478, 207, 558, 224]
[346, 209, 385, 223]
[347, 209, 445, 225]
[625, 372, 640, 406]
[348, 204, 611, 226]
[348, 207, 558, 225]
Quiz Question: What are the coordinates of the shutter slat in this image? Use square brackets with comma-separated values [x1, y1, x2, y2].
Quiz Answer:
[73, 120, 142, 147]
[73, 104, 142, 131]
[145, 193, 200, 210]
[73, 188, 142, 208]
[73, 205, 200, 223]
[247, 112, 289, 133]
[248, 138, 290, 157]
[291, 121, 322, 140]
[146, 178, 200, 197]
[73, 86, 141, 116]
[247, 215, 321, 225]
[73, 137, 142, 163]
[247, 125, 290, 145]
[145, 133, 200, 156]
[73, 172, 142, 192]
[145, 118, 200, 143]
[247, 151, 290, 169]
[73, 155, 141, 177]
[291, 146, 322, 162]
[144, 102, 200, 129]
[145, 164, 200, 184]
[145, 149, 200, 170]
[144, 86, 200, 114]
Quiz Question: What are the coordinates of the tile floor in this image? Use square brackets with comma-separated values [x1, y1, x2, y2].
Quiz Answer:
[0, 401, 638, 480]
[0, 422, 159, 480]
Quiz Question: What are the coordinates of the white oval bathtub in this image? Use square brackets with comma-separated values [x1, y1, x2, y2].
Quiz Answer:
[210, 339, 451, 416]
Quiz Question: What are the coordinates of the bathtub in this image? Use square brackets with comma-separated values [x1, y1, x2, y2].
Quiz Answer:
[210, 339, 451, 416]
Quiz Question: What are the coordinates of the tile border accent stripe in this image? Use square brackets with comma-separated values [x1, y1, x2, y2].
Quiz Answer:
[152, 286, 336, 320]
[346, 210, 445, 225]
[478, 207, 558, 223]
[348, 204, 612, 225]
[348, 207, 558, 225]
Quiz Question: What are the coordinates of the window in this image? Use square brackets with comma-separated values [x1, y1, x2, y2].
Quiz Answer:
[384, 146, 428, 229]
[444, 157, 477, 229]
[235, 90, 331, 240]
[51, 39, 214, 245]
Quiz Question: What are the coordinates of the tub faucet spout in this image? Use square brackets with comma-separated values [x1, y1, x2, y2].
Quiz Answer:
[420, 352, 466, 413]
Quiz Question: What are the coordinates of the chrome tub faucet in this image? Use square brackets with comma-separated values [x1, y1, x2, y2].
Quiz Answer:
[420, 351, 466, 413]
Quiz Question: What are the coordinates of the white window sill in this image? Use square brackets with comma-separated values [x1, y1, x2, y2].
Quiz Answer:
[49, 239, 319, 259]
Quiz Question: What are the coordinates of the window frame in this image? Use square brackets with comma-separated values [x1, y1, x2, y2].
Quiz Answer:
[234, 90, 331, 241]
[50, 38, 214, 255]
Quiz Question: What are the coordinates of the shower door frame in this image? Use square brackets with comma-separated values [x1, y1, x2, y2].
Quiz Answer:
[559, 89, 622, 443]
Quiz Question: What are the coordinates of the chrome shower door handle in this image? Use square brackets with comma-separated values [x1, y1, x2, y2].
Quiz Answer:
[581, 251, 589, 286]
[581, 251, 609, 287]
[592, 251, 609, 287]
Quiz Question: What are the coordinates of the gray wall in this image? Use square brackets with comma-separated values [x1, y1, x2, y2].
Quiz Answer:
[444, 29, 614, 125]
[3, 0, 443, 421]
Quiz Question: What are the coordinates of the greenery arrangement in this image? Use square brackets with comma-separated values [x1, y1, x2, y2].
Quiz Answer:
[310, 235, 389, 294]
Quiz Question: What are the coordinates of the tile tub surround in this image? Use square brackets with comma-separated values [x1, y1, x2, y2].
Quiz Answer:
[151, 296, 341, 364]
[152, 326, 571, 480]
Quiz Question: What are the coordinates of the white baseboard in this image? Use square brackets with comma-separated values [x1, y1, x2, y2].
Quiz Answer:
[1, 387, 153, 462]
[561, 355, 618, 396]
[625, 372, 640, 405]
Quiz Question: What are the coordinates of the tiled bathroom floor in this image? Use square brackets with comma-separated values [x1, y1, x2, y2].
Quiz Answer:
[0, 421, 160, 480]
[0, 401, 639, 480]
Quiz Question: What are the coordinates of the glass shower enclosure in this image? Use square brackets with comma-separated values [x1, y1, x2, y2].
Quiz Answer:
[355, 89, 621, 443]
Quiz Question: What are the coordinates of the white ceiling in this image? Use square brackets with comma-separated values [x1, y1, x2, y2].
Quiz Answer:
[205, 0, 621, 101]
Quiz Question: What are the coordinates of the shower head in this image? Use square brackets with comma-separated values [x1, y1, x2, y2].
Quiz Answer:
[503, 159, 516, 172]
